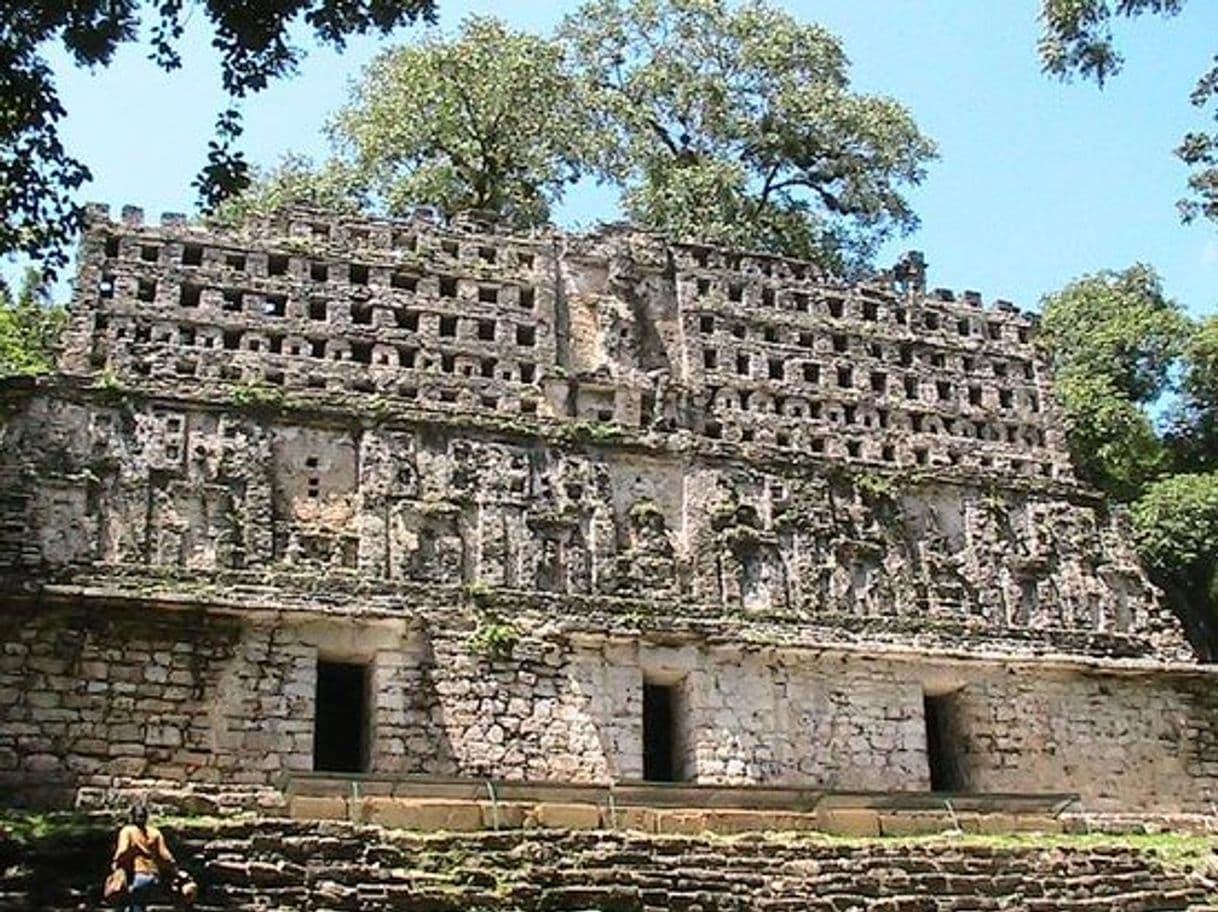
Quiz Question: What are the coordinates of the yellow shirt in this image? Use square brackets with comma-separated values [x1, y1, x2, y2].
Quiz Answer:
[113, 824, 175, 876]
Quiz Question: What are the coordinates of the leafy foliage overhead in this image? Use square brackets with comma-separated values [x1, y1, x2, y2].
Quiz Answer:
[1040, 264, 1218, 654]
[0, 0, 436, 275]
[0, 269, 65, 376]
[328, 17, 593, 227]
[1038, 0, 1218, 225]
[1040, 264, 1189, 405]
[558, 0, 938, 271]
[228, 2, 936, 272]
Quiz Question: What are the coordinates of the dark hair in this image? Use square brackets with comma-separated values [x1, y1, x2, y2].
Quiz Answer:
[129, 804, 148, 827]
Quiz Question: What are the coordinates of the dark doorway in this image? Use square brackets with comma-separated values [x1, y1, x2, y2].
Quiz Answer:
[314, 660, 370, 773]
[643, 681, 682, 782]
[924, 692, 964, 792]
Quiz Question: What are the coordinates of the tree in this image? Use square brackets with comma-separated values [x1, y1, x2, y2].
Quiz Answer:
[1039, 264, 1189, 403]
[0, 269, 65, 376]
[327, 17, 594, 227]
[560, 0, 937, 272]
[227, 3, 934, 270]
[1051, 371, 1167, 498]
[1131, 471, 1218, 641]
[0, 1, 437, 275]
[212, 154, 364, 228]
[1039, 264, 1189, 496]
[1041, 265, 1218, 654]
[1038, 0, 1218, 224]
[1166, 314, 1218, 472]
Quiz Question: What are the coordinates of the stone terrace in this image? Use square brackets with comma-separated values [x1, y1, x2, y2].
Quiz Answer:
[2, 819, 1216, 911]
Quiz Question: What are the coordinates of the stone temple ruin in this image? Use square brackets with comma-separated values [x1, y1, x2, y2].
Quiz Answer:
[1, 203, 1216, 828]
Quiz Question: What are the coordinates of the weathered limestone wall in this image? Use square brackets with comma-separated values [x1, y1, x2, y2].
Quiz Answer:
[0, 390, 1183, 659]
[8, 204, 1179, 660]
[2, 820, 1215, 912]
[942, 669, 1218, 809]
[3, 606, 1216, 813]
[64, 207, 1066, 484]
[0, 204, 1209, 814]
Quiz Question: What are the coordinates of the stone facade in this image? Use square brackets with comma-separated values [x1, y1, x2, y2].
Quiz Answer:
[0, 205, 1214, 813]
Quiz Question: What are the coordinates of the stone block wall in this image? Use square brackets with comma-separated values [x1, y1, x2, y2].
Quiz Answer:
[63, 207, 1067, 482]
[10, 204, 1179, 659]
[0, 204, 1209, 814]
[3, 605, 1217, 812]
[938, 668, 1218, 810]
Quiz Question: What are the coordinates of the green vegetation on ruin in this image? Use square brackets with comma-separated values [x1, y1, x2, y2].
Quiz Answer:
[4, 810, 1214, 876]
[230, 380, 287, 414]
[467, 614, 521, 660]
[1040, 266, 1218, 653]
[0, 810, 255, 846]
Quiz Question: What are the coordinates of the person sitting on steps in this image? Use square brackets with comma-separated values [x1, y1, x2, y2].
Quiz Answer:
[111, 804, 177, 912]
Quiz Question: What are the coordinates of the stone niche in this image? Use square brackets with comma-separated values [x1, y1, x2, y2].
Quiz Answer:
[271, 425, 359, 568]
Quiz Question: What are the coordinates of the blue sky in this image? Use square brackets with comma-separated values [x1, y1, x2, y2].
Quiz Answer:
[41, 1, 1218, 317]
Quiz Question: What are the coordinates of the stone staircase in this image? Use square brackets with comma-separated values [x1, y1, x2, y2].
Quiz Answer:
[2, 818, 1216, 911]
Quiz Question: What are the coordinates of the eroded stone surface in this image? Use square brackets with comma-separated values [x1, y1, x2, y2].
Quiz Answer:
[0, 206, 1211, 814]
[0, 820, 1214, 912]
[1, 206, 1188, 657]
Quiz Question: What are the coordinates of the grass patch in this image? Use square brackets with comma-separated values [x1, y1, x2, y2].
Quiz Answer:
[0, 811, 104, 845]
[3, 810, 1214, 876]
[755, 829, 1218, 872]
[0, 810, 259, 846]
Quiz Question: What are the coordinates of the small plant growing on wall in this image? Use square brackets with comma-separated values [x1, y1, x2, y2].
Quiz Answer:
[982, 487, 1009, 520]
[367, 394, 392, 424]
[231, 379, 285, 414]
[855, 471, 898, 504]
[628, 498, 665, 523]
[92, 368, 132, 408]
[558, 419, 625, 445]
[468, 614, 519, 661]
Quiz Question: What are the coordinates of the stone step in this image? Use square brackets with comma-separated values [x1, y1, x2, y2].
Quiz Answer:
[5, 820, 1191, 912]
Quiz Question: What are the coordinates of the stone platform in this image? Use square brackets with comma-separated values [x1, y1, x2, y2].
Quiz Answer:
[287, 774, 1078, 837]
[2, 817, 1216, 911]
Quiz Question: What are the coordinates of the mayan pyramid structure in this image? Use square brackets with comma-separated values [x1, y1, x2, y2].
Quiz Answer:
[0, 203, 1214, 821]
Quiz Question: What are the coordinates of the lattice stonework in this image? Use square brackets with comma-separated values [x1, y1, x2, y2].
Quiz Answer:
[0, 205, 1210, 815]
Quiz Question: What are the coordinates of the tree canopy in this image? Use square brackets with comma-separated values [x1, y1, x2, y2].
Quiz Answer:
[1131, 471, 1218, 638]
[0, 269, 65, 376]
[560, 0, 937, 271]
[229, 1, 936, 272]
[1039, 0, 1218, 225]
[329, 16, 593, 227]
[1039, 265, 1189, 403]
[0, 0, 436, 275]
[1040, 265, 1218, 652]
